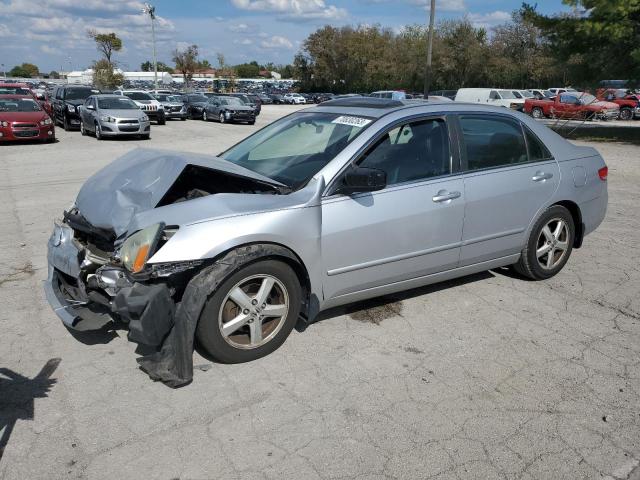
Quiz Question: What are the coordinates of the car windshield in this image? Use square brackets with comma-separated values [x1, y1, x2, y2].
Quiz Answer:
[221, 97, 243, 106]
[519, 90, 534, 98]
[0, 98, 42, 112]
[124, 92, 154, 101]
[221, 112, 372, 189]
[189, 95, 208, 103]
[0, 87, 30, 95]
[498, 90, 517, 99]
[98, 97, 139, 110]
[66, 88, 94, 100]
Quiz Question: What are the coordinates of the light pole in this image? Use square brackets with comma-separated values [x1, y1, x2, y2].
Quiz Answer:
[423, 0, 436, 98]
[143, 3, 158, 90]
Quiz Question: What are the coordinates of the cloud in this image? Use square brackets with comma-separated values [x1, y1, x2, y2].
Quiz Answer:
[231, 0, 348, 21]
[260, 35, 294, 49]
[0, 23, 11, 37]
[40, 45, 59, 55]
[229, 23, 251, 32]
[467, 10, 511, 29]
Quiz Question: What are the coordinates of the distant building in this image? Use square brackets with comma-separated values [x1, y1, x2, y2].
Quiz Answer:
[66, 69, 173, 85]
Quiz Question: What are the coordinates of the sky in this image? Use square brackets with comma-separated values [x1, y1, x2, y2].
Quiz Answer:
[0, 0, 572, 73]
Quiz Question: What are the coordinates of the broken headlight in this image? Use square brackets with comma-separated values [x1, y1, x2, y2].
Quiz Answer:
[120, 223, 164, 273]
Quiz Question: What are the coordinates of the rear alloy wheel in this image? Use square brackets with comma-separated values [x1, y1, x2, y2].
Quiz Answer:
[219, 112, 226, 124]
[196, 260, 301, 363]
[531, 107, 544, 119]
[514, 205, 574, 280]
[619, 108, 633, 121]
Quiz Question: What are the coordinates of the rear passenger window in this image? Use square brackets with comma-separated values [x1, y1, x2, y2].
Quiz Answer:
[460, 116, 528, 171]
[523, 126, 553, 161]
[359, 118, 450, 185]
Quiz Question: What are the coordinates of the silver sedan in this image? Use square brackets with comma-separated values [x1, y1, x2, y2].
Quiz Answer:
[79, 94, 151, 140]
[45, 97, 608, 386]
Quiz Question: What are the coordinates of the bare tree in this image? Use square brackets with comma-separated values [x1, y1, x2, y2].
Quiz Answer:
[173, 44, 199, 90]
[87, 30, 122, 65]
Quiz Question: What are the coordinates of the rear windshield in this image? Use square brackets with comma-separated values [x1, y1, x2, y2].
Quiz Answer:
[66, 88, 94, 100]
[0, 87, 31, 95]
[0, 98, 42, 112]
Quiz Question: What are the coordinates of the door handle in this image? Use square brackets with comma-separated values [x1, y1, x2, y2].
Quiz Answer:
[432, 190, 461, 203]
[532, 172, 553, 182]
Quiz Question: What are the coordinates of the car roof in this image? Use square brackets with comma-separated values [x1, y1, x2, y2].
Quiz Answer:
[311, 96, 529, 119]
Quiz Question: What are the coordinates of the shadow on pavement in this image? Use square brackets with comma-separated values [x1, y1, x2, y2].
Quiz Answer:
[0, 358, 61, 462]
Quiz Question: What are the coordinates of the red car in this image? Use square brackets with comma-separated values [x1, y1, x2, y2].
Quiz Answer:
[596, 88, 640, 121]
[0, 95, 55, 142]
[524, 92, 619, 120]
[0, 82, 51, 115]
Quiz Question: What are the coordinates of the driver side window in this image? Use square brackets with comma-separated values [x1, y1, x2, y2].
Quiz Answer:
[358, 118, 450, 186]
[560, 94, 577, 104]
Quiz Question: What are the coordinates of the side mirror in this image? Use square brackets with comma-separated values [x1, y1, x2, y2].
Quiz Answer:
[340, 167, 387, 195]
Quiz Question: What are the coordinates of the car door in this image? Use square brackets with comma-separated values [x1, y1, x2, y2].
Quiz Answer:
[321, 116, 466, 301]
[80, 97, 92, 128]
[557, 93, 580, 118]
[455, 114, 559, 266]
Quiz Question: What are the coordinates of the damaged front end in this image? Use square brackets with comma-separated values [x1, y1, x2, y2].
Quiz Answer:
[44, 212, 201, 347]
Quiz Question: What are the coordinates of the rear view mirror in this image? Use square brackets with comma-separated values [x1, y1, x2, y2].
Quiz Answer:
[341, 167, 387, 195]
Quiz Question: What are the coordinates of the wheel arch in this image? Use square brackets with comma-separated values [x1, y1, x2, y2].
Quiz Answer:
[199, 241, 314, 319]
[552, 200, 584, 248]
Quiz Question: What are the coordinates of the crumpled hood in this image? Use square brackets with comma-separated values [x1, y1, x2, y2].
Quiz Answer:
[74, 148, 291, 237]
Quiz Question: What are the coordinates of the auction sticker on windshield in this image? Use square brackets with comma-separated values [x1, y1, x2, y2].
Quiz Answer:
[332, 116, 372, 127]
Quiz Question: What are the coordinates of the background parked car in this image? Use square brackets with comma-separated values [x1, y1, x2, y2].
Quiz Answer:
[529, 89, 555, 100]
[429, 90, 457, 100]
[512, 90, 534, 100]
[548, 87, 577, 95]
[455, 88, 525, 110]
[114, 90, 165, 125]
[283, 93, 306, 104]
[153, 93, 187, 121]
[270, 94, 285, 104]
[257, 93, 273, 105]
[313, 93, 335, 103]
[596, 89, 640, 120]
[181, 94, 209, 119]
[52, 85, 99, 131]
[225, 93, 261, 116]
[79, 94, 151, 140]
[202, 95, 256, 124]
[0, 95, 55, 142]
[524, 91, 619, 120]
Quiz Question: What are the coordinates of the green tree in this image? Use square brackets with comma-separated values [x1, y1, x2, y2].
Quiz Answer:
[140, 61, 174, 73]
[523, 0, 640, 84]
[9, 63, 40, 78]
[92, 59, 124, 90]
[48, 70, 60, 79]
[235, 62, 261, 78]
[87, 30, 122, 65]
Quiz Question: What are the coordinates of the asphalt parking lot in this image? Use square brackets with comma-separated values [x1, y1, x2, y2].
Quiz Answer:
[1, 104, 639, 480]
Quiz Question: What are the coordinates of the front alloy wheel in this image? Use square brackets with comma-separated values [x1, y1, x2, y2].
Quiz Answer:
[196, 260, 301, 363]
[219, 112, 226, 123]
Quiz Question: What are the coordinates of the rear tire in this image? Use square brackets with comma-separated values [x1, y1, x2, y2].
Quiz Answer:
[514, 205, 574, 280]
[196, 260, 302, 364]
[80, 121, 86, 136]
[619, 108, 632, 121]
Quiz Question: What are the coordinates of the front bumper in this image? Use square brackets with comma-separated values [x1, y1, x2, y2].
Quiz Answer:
[44, 222, 175, 345]
[0, 125, 55, 141]
[98, 120, 151, 136]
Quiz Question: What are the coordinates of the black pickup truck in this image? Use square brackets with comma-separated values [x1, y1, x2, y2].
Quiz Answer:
[52, 85, 100, 131]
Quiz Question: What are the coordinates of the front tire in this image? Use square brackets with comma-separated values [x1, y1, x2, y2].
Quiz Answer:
[63, 115, 70, 131]
[196, 260, 302, 364]
[95, 122, 103, 140]
[219, 112, 226, 124]
[80, 121, 86, 136]
[514, 205, 574, 280]
[202, 110, 208, 121]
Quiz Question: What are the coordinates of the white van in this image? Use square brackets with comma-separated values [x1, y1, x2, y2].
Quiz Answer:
[454, 88, 525, 110]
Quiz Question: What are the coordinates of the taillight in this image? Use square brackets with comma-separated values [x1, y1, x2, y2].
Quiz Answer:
[598, 166, 608, 181]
